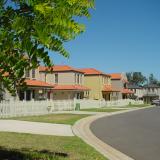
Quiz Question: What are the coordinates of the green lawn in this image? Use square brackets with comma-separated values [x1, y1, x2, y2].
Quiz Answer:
[0, 132, 106, 160]
[8, 114, 90, 125]
[125, 104, 150, 108]
[80, 104, 150, 112]
[80, 108, 126, 112]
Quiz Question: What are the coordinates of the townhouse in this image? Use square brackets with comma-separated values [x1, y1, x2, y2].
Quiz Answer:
[79, 68, 120, 100]
[128, 84, 160, 103]
[110, 73, 134, 99]
[2, 65, 90, 101]
[10, 68, 53, 101]
[128, 84, 143, 99]
[142, 84, 160, 103]
[1, 66, 137, 102]
[38, 65, 90, 100]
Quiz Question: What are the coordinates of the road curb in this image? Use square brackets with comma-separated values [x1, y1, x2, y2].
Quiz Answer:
[72, 106, 153, 160]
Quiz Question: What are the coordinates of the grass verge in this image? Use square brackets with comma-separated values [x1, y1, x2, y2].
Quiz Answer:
[125, 104, 150, 108]
[80, 104, 150, 112]
[80, 108, 126, 112]
[0, 132, 106, 160]
[7, 114, 90, 125]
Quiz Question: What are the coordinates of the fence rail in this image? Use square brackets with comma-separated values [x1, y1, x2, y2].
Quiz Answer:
[0, 99, 143, 118]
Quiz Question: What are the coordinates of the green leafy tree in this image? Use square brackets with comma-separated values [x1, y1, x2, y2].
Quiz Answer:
[0, 0, 94, 96]
[148, 73, 159, 85]
[126, 72, 146, 86]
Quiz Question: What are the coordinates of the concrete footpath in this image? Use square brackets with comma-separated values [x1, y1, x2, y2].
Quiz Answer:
[72, 107, 153, 160]
[0, 120, 74, 136]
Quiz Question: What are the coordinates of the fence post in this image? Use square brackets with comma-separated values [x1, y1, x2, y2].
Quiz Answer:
[73, 98, 76, 110]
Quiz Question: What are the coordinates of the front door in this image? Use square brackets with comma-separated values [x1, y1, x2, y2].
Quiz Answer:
[26, 90, 31, 101]
[19, 91, 24, 101]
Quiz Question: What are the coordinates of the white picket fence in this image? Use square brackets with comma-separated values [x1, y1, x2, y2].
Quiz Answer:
[0, 100, 74, 118]
[0, 99, 143, 118]
[76, 99, 143, 108]
[105, 99, 144, 107]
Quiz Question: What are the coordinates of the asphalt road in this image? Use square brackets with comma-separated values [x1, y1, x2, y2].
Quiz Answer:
[90, 107, 160, 160]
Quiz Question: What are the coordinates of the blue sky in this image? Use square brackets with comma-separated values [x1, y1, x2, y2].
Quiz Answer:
[49, 0, 160, 79]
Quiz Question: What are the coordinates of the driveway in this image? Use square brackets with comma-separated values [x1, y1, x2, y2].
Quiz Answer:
[91, 107, 160, 160]
[0, 120, 74, 136]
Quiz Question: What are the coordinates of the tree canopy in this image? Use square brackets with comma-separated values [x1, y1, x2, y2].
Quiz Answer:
[0, 0, 94, 95]
[148, 73, 160, 85]
[126, 72, 147, 86]
[126, 72, 160, 86]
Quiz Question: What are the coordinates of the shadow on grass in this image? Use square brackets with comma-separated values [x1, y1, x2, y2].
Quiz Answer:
[0, 147, 68, 160]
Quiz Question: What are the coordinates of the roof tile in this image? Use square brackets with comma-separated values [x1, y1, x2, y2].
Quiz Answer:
[25, 79, 53, 88]
[39, 65, 84, 73]
[79, 68, 110, 76]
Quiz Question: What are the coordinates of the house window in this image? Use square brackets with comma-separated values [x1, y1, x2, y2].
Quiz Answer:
[32, 69, 36, 79]
[79, 74, 82, 84]
[55, 73, 58, 84]
[77, 74, 80, 84]
[77, 93, 81, 99]
[75, 74, 77, 84]
[25, 70, 30, 78]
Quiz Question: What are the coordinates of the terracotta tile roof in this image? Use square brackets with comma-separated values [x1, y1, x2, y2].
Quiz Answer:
[121, 89, 134, 94]
[110, 73, 122, 79]
[79, 68, 110, 76]
[39, 65, 84, 73]
[110, 73, 128, 83]
[25, 79, 53, 88]
[103, 85, 120, 92]
[53, 85, 90, 91]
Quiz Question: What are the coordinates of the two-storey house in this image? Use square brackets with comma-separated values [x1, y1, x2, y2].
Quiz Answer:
[110, 73, 134, 99]
[79, 68, 119, 100]
[2, 68, 54, 101]
[39, 65, 90, 100]
[19, 68, 54, 101]
[142, 84, 160, 103]
[128, 84, 143, 99]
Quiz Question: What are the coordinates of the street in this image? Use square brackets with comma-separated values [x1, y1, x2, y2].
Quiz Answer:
[91, 107, 160, 160]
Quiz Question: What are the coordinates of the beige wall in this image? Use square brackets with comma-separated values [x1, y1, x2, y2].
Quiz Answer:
[57, 72, 75, 85]
[39, 71, 84, 85]
[38, 71, 86, 100]
[111, 80, 123, 90]
[52, 91, 74, 100]
[52, 91, 84, 100]
[84, 75, 102, 100]
[111, 80, 124, 99]
[83, 75, 110, 100]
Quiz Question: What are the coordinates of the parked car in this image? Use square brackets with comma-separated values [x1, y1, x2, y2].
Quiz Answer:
[151, 99, 160, 106]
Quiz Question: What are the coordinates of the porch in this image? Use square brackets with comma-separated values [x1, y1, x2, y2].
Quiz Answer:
[143, 94, 159, 104]
[19, 88, 52, 101]
[52, 84, 90, 100]
[122, 89, 134, 99]
[19, 79, 53, 101]
[103, 85, 120, 101]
